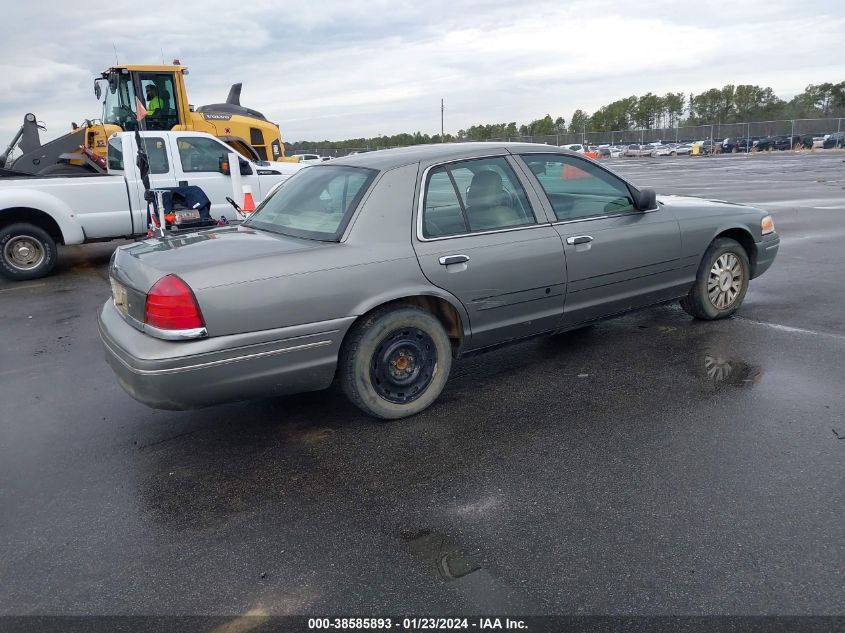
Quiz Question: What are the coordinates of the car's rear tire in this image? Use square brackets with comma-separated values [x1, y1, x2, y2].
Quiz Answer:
[0, 223, 57, 281]
[340, 305, 452, 420]
[680, 237, 750, 320]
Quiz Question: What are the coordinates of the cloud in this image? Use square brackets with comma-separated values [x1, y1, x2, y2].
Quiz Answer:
[0, 0, 842, 146]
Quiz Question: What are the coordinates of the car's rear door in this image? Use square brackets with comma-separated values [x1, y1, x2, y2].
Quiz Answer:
[412, 155, 565, 351]
[516, 152, 685, 326]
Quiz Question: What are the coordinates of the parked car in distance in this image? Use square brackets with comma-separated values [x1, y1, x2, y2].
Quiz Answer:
[823, 132, 845, 149]
[697, 139, 717, 155]
[99, 142, 780, 419]
[754, 135, 801, 151]
[623, 144, 648, 157]
[293, 153, 324, 164]
[721, 138, 744, 153]
[650, 145, 675, 157]
[562, 143, 586, 154]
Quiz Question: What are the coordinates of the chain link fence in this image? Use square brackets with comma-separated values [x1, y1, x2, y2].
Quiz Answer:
[294, 118, 844, 156]
[484, 118, 845, 146]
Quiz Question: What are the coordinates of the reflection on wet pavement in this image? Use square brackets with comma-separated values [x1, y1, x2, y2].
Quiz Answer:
[700, 352, 763, 387]
[400, 529, 528, 613]
[401, 529, 481, 582]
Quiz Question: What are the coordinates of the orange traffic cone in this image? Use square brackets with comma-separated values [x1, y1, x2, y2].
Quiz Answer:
[241, 185, 256, 213]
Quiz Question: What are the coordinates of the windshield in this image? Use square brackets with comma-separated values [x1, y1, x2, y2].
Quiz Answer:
[245, 165, 377, 241]
[102, 74, 138, 129]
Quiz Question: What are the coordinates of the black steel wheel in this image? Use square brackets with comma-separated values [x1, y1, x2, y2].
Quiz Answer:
[370, 327, 437, 404]
[340, 305, 452, 420]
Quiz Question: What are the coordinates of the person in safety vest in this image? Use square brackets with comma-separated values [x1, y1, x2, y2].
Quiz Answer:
[145, 84, 164, 116]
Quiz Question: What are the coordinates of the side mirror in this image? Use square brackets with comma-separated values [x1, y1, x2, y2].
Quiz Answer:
[94, 81, 102, 100]
[633, 188, 657, 211]
[218, 156, 231, 175]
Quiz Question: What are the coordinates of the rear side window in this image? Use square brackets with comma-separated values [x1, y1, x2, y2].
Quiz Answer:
[422, 156, 535, 238]
[245, 165, 377, 241]
[122, 136, 169, 174]
[145, 137, 170, 174]
[520, 154, 634, 221]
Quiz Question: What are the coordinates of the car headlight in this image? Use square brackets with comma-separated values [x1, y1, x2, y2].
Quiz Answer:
[761, 215, 775, 235]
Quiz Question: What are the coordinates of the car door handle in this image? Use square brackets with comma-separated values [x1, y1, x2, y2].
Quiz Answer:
[566, 235, 593, 245]
[439, 254, 470, 266]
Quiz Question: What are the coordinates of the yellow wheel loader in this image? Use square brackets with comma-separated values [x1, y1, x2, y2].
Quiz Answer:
[1, 63, 292, 175]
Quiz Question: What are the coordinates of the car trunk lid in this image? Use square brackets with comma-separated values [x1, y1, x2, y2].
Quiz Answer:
[110, 225, 334, 295]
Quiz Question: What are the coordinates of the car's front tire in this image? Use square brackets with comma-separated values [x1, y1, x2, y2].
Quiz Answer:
[340, 306, 452, 420]
[680, 237, 750, 320]
[0, 223, 57, 281]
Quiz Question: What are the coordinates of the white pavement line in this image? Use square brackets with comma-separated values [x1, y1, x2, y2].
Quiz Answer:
[737, 317, 845, 342]
[744, 199, 844, 208]
[0, 283, 46, 294]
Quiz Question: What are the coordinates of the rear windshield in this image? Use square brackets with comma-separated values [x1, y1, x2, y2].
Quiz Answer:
[244, 165, 377, 240]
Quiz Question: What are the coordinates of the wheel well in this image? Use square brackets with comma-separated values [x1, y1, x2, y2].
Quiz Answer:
[715, 228, 754, 268]
[356, 295, 465, 356]
[0, 208, 64, 244]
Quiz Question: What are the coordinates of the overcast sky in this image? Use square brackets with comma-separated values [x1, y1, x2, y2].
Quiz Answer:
[1, 0, 843, 145]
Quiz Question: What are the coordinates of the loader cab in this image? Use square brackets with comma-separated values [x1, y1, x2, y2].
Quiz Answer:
[99, 66, 186, 133]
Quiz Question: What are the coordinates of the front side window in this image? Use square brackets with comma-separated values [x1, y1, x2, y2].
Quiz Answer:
[519, 154, 635, 221]
[422, 156, 535, 238]
[245, 165, 377, 241]
[177, 137, 232, 173]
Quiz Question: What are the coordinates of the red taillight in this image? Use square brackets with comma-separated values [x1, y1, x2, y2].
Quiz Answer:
[144, 275, 204, 331]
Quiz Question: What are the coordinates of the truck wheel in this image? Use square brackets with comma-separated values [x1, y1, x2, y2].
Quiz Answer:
[680, 237, 750, 320]
[0, 223, 57, 281]
[340, 306, 452, 420]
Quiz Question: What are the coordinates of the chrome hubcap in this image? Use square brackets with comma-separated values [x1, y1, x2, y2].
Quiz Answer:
[4, 236, 45, 271]
[708, 253, 743, 310]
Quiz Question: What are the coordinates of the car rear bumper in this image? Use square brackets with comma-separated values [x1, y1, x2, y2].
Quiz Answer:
[98, 301, 354, 410]
[752, 233, 780, 279]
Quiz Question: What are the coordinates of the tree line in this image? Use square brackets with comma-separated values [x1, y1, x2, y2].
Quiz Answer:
[286, 81, 845, 152]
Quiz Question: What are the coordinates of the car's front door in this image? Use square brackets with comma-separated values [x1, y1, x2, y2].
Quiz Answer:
[413, 155, 565, 351]
[517, 153, 685, 326]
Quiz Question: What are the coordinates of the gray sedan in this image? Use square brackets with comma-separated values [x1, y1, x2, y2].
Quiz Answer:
[99, 143, 780, 419]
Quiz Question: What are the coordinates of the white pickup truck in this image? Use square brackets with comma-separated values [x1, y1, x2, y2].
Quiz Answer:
[0, 131, 303, 280]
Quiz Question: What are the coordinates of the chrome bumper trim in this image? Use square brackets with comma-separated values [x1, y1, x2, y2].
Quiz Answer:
[102, 337, 333, 376]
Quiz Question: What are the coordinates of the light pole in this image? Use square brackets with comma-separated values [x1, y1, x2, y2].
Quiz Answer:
[440, 99, 444, 142]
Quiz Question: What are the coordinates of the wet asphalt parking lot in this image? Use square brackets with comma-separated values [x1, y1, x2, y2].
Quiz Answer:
[1, 152, 843, 617]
